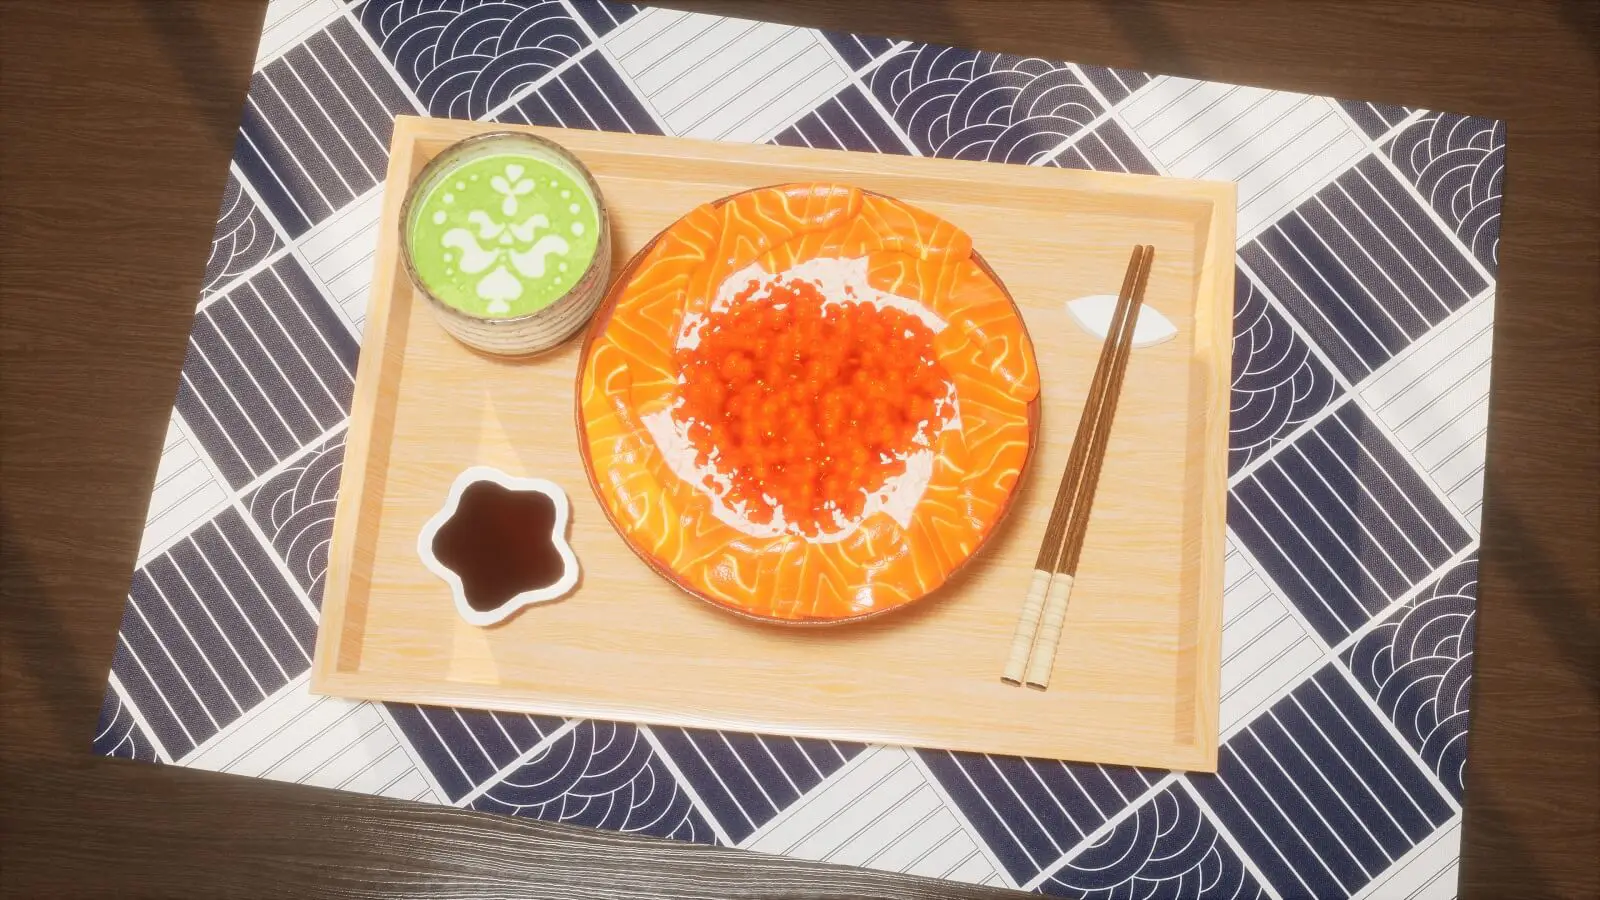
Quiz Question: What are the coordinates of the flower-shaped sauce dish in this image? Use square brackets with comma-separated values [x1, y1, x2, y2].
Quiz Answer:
[417, 466, 579, 627]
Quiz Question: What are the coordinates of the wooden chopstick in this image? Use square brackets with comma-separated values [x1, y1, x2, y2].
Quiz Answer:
[1000, 245, 1154, 687]
[1023, 245, 1153, 689]
[1000, 246, 1145, 684]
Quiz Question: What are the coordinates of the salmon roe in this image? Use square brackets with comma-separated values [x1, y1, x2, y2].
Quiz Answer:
[675, 278, 953, 536]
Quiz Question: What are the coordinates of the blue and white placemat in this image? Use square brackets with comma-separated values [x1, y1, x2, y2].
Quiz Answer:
[96, 2, 1501, 896]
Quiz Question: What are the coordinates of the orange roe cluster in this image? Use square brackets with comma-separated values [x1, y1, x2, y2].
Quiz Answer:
[675, 278, 953, 536]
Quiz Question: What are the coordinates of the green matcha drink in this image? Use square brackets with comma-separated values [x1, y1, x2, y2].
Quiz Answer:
[407, 151, 601, 319]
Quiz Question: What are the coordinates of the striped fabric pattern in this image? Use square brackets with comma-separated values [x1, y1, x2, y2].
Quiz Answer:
[649, 727, 865, 845]
[1192, 666, 1456, 899]
[96, 2, 1501, 896]
[175, 256, 357, 489]
[237, 16, 413, 237]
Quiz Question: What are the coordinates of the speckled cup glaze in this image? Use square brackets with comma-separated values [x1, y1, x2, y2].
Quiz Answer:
[400, 131, 611, 357]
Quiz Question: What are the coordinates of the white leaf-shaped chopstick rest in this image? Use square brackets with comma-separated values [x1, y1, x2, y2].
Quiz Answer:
[1065, 295, 1178, 347]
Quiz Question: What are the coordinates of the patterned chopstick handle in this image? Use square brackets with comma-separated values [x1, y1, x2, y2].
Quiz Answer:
[1023, 574, 1075, 689]
[1001, 568, 1053, 684]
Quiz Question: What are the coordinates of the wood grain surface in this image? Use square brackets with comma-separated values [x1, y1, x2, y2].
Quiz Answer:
[1, 1, 1594, 898]
[314, 117, 1230, 769]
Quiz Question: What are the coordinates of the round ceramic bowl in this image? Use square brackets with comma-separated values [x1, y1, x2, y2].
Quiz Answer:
[400, 131, 612, 357]
[574, 184, 1040, 627]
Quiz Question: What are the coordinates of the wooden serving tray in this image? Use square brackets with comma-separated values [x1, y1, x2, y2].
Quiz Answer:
[313, 115, 1235, 771]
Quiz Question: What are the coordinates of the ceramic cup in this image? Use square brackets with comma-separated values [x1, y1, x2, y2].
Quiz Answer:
[400, 131, 612, 357]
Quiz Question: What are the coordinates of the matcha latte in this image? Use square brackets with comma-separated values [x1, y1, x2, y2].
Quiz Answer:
[401, 132, 610, 356]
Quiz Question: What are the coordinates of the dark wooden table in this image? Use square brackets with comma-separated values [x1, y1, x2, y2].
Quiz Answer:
[2, 1, 1595, 897]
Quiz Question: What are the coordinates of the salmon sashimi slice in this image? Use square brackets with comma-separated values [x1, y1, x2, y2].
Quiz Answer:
[695, 534, 797, 614]
[950, 365, 1032, 454]
[861, 522, 948, 603]
[614, 266, 690, 340]
[935, 309, 1039, 405]
[822, 517, 930, 618]
[764, 534, 864, 621]
[935, 262, 1039, 394]
[580, 183, 1038, 623]
[840, 193, 972, 261]
[905, 428, 987, 577]
[768, 539, 822, 620]
[699, 186, 863, 298]
[948, 380, 1032, 521]
[582, 344, 669, 541]
[763, 182, 861, 232]
[808, 540, 868, 617]
[660, 490, 745, 573]
[649, 202, 725, 321]
[604, 303, 676, 415]
[613, 278, 692, 417]
[833, 512, 914, 581]
[864, 250, 966, 313]
[580, 339, 642, 450]
[609, 206, 733, 415]
[637, 449, 740, 569]
[756, 227, 852, 278]
[633, 201, 723, 285]
[585, 340, 708, 543]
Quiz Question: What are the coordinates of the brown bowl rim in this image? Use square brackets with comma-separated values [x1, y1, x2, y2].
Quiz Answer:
[572, 184, 1041, 627]
[397, 130, 612, 348]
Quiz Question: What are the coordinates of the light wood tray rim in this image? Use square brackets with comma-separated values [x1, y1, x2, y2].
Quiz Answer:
[312, 116, 1235, 772]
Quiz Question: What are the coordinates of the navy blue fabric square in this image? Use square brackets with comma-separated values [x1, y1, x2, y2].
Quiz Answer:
[471, 721, 717, 844]
[1044, 118, 1158, 174]
[94, 686, 161, 763]
[1078, 65, 1153, 106]
[771, 85, 912, 155]
[1230, 270, 1341, 474]
[1240, 155, 1487, 382]
[203, 172, 283, 296]
[650, 726, 863, 844]
[113, 508, 313, 760]
[236, 17, 411, 238]
[1344, 554, 1476, 801]
[824, 32, 899, 71]
[1041, 785, 1267, 899]
[918, 748, 1159, 884]
[864, 44, 1103, 163]
[175, 256, 356, 490]
[1339, 100, 1412, 139]
[1190, 666, 1454, 900]
[1229, 401, 1471, 644]
[568, 0, 641, 37]
[357, 0, 590, 120]
[492, 50, 659, 134]
[1384, 113, 1503, 275]
[245, 431, 346, 606]
[384, 703, 565, 802]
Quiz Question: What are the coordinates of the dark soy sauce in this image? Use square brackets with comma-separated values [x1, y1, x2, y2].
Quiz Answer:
[431, 480, 566, 613]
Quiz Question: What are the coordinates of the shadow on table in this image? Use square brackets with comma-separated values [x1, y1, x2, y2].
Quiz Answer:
[1463, 768, 1563, 898]
[1459, 480, 1596, 893]
[137, 0, 251, 155]
[0, 502, 104, 751]
[1481, 478, 1598, 701]
[1556, 0, 1599, 63]
[1097, 0, 1192, 74]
